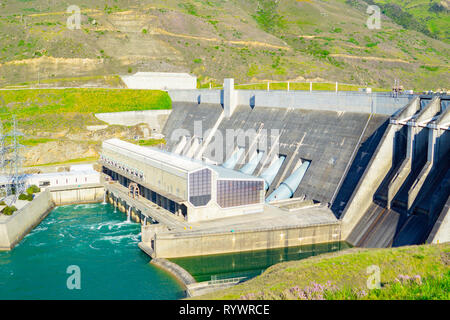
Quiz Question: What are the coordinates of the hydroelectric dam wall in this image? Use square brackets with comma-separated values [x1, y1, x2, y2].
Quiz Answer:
[168, 88, 414, 115]
[131, 81, 447, 258]
[87, 81, 447, 259]
[164, 84, 401, 208]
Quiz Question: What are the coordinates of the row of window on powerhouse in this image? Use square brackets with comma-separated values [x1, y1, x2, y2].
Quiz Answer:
[100, 155, 144, 180]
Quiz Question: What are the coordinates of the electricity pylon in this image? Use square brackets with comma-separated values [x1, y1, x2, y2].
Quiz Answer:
[0, 116, 25, 206]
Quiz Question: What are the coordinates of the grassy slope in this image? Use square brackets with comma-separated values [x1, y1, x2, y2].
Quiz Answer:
[0, 88, 171, 167]
[0, 0, 448, 91]
[0, 88, 171, 132]
[194, 243, 450, 300]
[2, 75, 126, 89]
[363, 0, 450, 43]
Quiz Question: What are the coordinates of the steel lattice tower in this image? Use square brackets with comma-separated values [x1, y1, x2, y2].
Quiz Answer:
[0, 116, 25, 206]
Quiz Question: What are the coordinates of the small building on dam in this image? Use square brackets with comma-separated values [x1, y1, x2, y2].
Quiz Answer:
[101, 79, 449, 259]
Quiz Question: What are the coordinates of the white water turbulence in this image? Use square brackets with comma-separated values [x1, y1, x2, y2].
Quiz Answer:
[127, 207, 131, 223]
[0, 203, 184, 299]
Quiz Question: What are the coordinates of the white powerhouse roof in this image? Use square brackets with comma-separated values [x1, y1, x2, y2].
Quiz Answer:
[103, 139, 203, 174]
[102, 139, 263, 181]
[121, 72, 197, 90]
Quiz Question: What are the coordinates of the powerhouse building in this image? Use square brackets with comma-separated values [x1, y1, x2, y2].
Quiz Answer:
[100, 139, 265, 222]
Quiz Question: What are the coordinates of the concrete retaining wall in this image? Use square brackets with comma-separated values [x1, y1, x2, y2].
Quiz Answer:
[50, 184, 105, 206]
[95, 110, 172, 133]
[151, 222, 340, 258]
[186, 280, 244, 297]
[237, 90, 412, 115]
[0, 185, 106, 251]
[121, 73, 197, 90]
[168, 89, 413, 115]
[169, 89, 222, 105]
[0, 191, 54, 250]
[341, 125, 397, 243]
[150, 258, 196, 288]
[427, 197, 450, 244]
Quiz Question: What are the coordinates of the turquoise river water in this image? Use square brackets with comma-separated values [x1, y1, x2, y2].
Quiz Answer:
[0, 203, 349, 299]
[0, 203, 184, 299]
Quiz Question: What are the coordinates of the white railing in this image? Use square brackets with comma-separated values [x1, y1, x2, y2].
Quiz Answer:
[207, 81, 380, 92]
[207, 276, 247, 286]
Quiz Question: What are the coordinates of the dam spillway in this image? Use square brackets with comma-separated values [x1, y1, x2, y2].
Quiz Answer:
[345, 96, 450, 247]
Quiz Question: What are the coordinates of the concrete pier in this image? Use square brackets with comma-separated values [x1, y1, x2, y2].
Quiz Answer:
[147, 219, 340, 259]
[0, 191, 53, 250]
[102, 177, 342, 259]
[49, 183, 105, 205]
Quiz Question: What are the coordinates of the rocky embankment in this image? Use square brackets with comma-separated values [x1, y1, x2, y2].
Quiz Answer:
[22, 123, 151, 168]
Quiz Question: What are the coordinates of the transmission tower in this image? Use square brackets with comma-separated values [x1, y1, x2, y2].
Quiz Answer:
[0, 120, 13, 201]
[0, 116, 25, 206]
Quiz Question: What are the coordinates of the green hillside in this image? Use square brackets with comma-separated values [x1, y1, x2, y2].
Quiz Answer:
[0, 88, 170, 167]
[0, 0, 448, 91]
[194, 243, 450, 300]
[0, 88, 171, 116]
[357, 0, 450, 43]
[0, 88, 170, 130]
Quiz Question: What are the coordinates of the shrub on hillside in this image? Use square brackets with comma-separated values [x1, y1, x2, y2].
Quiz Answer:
[3, 206, 17, 216]
[26, 185, 40, 195]
[253, 0, 285, 32]
[18, 193, 33, 201]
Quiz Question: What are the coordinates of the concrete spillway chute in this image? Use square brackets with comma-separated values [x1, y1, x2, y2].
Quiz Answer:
[266, 160, 311, 202]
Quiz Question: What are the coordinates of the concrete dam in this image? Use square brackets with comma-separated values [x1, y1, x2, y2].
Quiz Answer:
[345, 96, 450, 247]
[101, 80, 449, 259]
